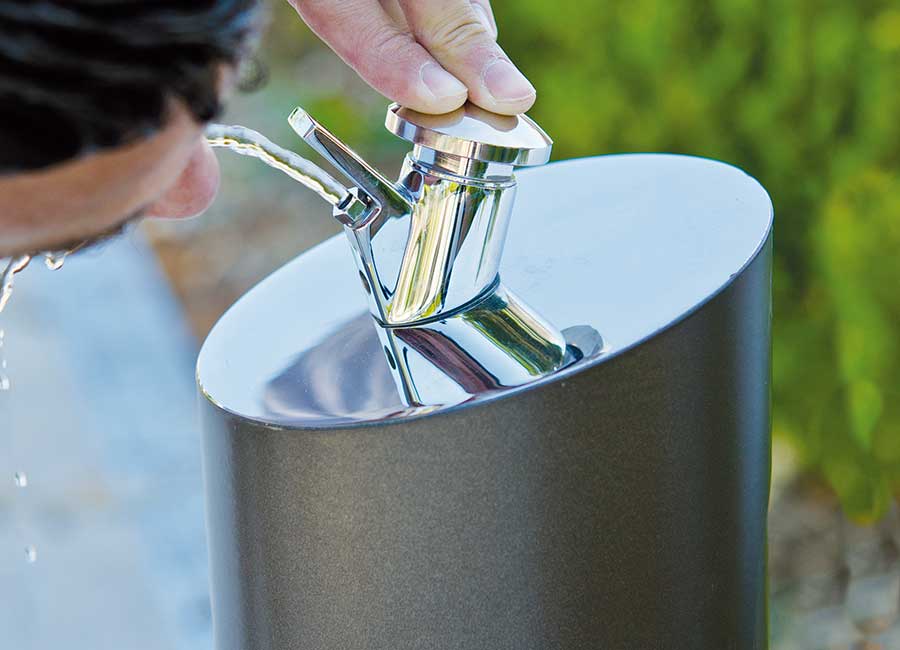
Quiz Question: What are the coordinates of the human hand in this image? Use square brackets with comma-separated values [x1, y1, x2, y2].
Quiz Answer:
[289, 0, 536, 115]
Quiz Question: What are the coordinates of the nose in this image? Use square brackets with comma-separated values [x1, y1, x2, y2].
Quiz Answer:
[146, 137, 220, 219]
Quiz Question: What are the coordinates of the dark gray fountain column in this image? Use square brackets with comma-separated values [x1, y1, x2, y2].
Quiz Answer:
[198, 154, 773, 650]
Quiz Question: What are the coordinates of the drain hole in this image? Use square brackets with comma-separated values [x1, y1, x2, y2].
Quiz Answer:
[562, 325, 606, 362]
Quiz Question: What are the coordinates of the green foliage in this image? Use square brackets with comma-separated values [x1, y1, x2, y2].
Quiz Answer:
[259, 1, 900, 520]
[501, 1, 900, 521]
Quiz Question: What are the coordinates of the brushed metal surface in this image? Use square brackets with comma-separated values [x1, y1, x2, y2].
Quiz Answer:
[198, 154, 773, 649]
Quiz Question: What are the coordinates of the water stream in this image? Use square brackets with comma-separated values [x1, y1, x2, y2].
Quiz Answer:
[2, 251, 69, 566]
[0, 255, 32, 314]
[205, 123, 346, 206]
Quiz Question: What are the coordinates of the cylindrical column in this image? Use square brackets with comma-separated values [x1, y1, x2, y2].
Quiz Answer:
[198, 154, 773, 649]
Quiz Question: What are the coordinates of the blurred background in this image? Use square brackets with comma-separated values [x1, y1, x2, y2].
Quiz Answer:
[158, 0, 900, 523]
[2, 0, 900, 648]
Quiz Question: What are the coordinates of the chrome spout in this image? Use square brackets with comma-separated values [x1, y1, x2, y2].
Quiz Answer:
[288, 102, 553, 327]
[207, 108, 574, 408]
[286, 102, 572, 406]
[288, 108, 411, 229]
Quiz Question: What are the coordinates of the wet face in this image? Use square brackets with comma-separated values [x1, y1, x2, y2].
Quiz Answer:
[0, 100, 221, 257]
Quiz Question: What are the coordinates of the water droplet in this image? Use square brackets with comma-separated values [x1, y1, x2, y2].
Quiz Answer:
[1, 359, 6, 369]
[14, 472, 27, 488]
[43, 251, 67, 271]
[24, 546, 37, 563]
[0, 375, 10, 391]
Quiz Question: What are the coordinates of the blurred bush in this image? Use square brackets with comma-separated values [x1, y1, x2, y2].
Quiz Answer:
[247, 1, 900, 520]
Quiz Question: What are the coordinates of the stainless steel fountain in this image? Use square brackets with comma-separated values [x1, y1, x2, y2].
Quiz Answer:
[198, 102, 774, 649]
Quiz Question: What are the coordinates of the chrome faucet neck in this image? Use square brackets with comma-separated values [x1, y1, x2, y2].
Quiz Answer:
[287, 101, 572, 407]
[290, 105, 542, 327]
[410, 145, 515, 182]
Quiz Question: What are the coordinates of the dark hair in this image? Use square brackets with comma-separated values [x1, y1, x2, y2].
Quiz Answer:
[0, 0, 262, 173]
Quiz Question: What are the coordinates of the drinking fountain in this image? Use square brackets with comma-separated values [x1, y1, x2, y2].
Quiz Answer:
[198, 102, 773, 649]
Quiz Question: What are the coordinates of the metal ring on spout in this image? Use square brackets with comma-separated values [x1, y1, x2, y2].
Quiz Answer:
[411, 146, 516, 183]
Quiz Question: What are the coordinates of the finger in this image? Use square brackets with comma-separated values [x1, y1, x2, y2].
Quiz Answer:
[290, 0, 468, 114]
[384, 0, 495, 41]
[469, 0, 498, 38]
[377, 0, 408, 30]
[398, 0, 535, 115]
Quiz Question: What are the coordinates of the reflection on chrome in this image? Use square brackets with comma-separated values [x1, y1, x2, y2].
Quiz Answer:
[273, 102, 600, 410]
[288, 104, 542, 327]
[263, 294, 603, 421]
[385, 285, 571, 404]
[263, 313, 408, 424]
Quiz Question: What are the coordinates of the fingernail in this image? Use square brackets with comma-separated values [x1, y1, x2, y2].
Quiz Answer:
[482, 58, 536, 104]
[421, 62, 467, 100]
[472, 4, 497, 37]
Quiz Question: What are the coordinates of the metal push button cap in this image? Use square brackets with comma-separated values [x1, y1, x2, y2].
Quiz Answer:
[385, 102, 553, 166]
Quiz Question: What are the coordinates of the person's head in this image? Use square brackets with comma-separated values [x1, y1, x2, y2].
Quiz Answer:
[0, 0, 262, 257]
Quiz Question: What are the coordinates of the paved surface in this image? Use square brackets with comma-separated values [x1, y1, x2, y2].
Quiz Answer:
[0, 233, 210, 650]
[769, 483, 900, 649]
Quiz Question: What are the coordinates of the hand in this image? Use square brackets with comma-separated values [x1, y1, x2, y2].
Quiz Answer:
[289, 0, 536, 115]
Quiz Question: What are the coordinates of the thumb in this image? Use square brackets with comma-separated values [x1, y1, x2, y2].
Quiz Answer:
[398, 0, 536, 115]
[290, 0, 468, 114]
